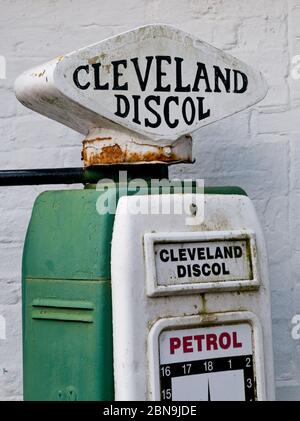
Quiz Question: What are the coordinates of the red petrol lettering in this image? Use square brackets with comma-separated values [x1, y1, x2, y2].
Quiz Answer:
[170, 337, 181, 354]
[206, 333, 218, 350]
[169, 330, 243, 355]
[182, 336, 193, 353]
[194, 334, 205, 351]
[232, 331, 242, 348]
[219, 332, 231, 349]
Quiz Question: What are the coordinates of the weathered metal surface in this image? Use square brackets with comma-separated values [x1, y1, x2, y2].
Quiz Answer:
[15, 24, 267, 165]
[82, 128, 192, 165]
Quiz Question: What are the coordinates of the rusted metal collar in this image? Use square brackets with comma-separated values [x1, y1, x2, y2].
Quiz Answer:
[82, 128, 193, 166]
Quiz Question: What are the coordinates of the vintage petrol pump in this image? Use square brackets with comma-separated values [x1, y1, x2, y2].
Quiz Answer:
[9, 24, 275, 400]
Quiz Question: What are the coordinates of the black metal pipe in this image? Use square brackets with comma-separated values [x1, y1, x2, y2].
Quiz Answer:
[0, 168, 84, 186]
[0, 165, 169, 186]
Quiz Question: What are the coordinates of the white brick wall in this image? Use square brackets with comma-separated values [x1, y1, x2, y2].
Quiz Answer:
[0, 0, 299, 400]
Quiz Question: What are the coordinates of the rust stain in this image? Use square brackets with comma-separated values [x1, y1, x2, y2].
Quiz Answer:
[56, 56, 65, 62]
[33, 70, 46, 78]
[96, 144, 124, 164]
[88, 53, 107, 65]
[88, 56, 99, 65]
[82, 140, 179, 166]
[103, 63, 111, 73]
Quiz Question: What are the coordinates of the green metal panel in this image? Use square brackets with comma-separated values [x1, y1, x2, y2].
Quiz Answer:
[22, 190, 115, 280]
[24, 279, 112, 401]
[204, 186, 247, 196]
[22, 189, 115, 401]
[22, 182, 247, 401]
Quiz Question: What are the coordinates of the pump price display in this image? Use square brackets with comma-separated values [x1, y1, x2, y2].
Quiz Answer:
[159, 323, 256, 401]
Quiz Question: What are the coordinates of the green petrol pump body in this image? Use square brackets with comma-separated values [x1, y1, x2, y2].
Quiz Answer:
[22, 181, 247, 401]
[22, 188, 114, 400]
[21, 172, 164, 401]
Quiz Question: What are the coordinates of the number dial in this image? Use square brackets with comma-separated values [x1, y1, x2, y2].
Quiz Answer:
[160, 355, 256, 401]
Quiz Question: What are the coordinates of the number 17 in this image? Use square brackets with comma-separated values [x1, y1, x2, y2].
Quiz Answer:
[182, 363, 192, 374]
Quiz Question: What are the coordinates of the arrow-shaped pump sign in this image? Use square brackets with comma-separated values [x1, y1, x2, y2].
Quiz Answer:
[15, 24, 267, 165]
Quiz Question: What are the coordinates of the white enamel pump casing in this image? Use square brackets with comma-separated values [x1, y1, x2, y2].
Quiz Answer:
[111, 193, 275, 401]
